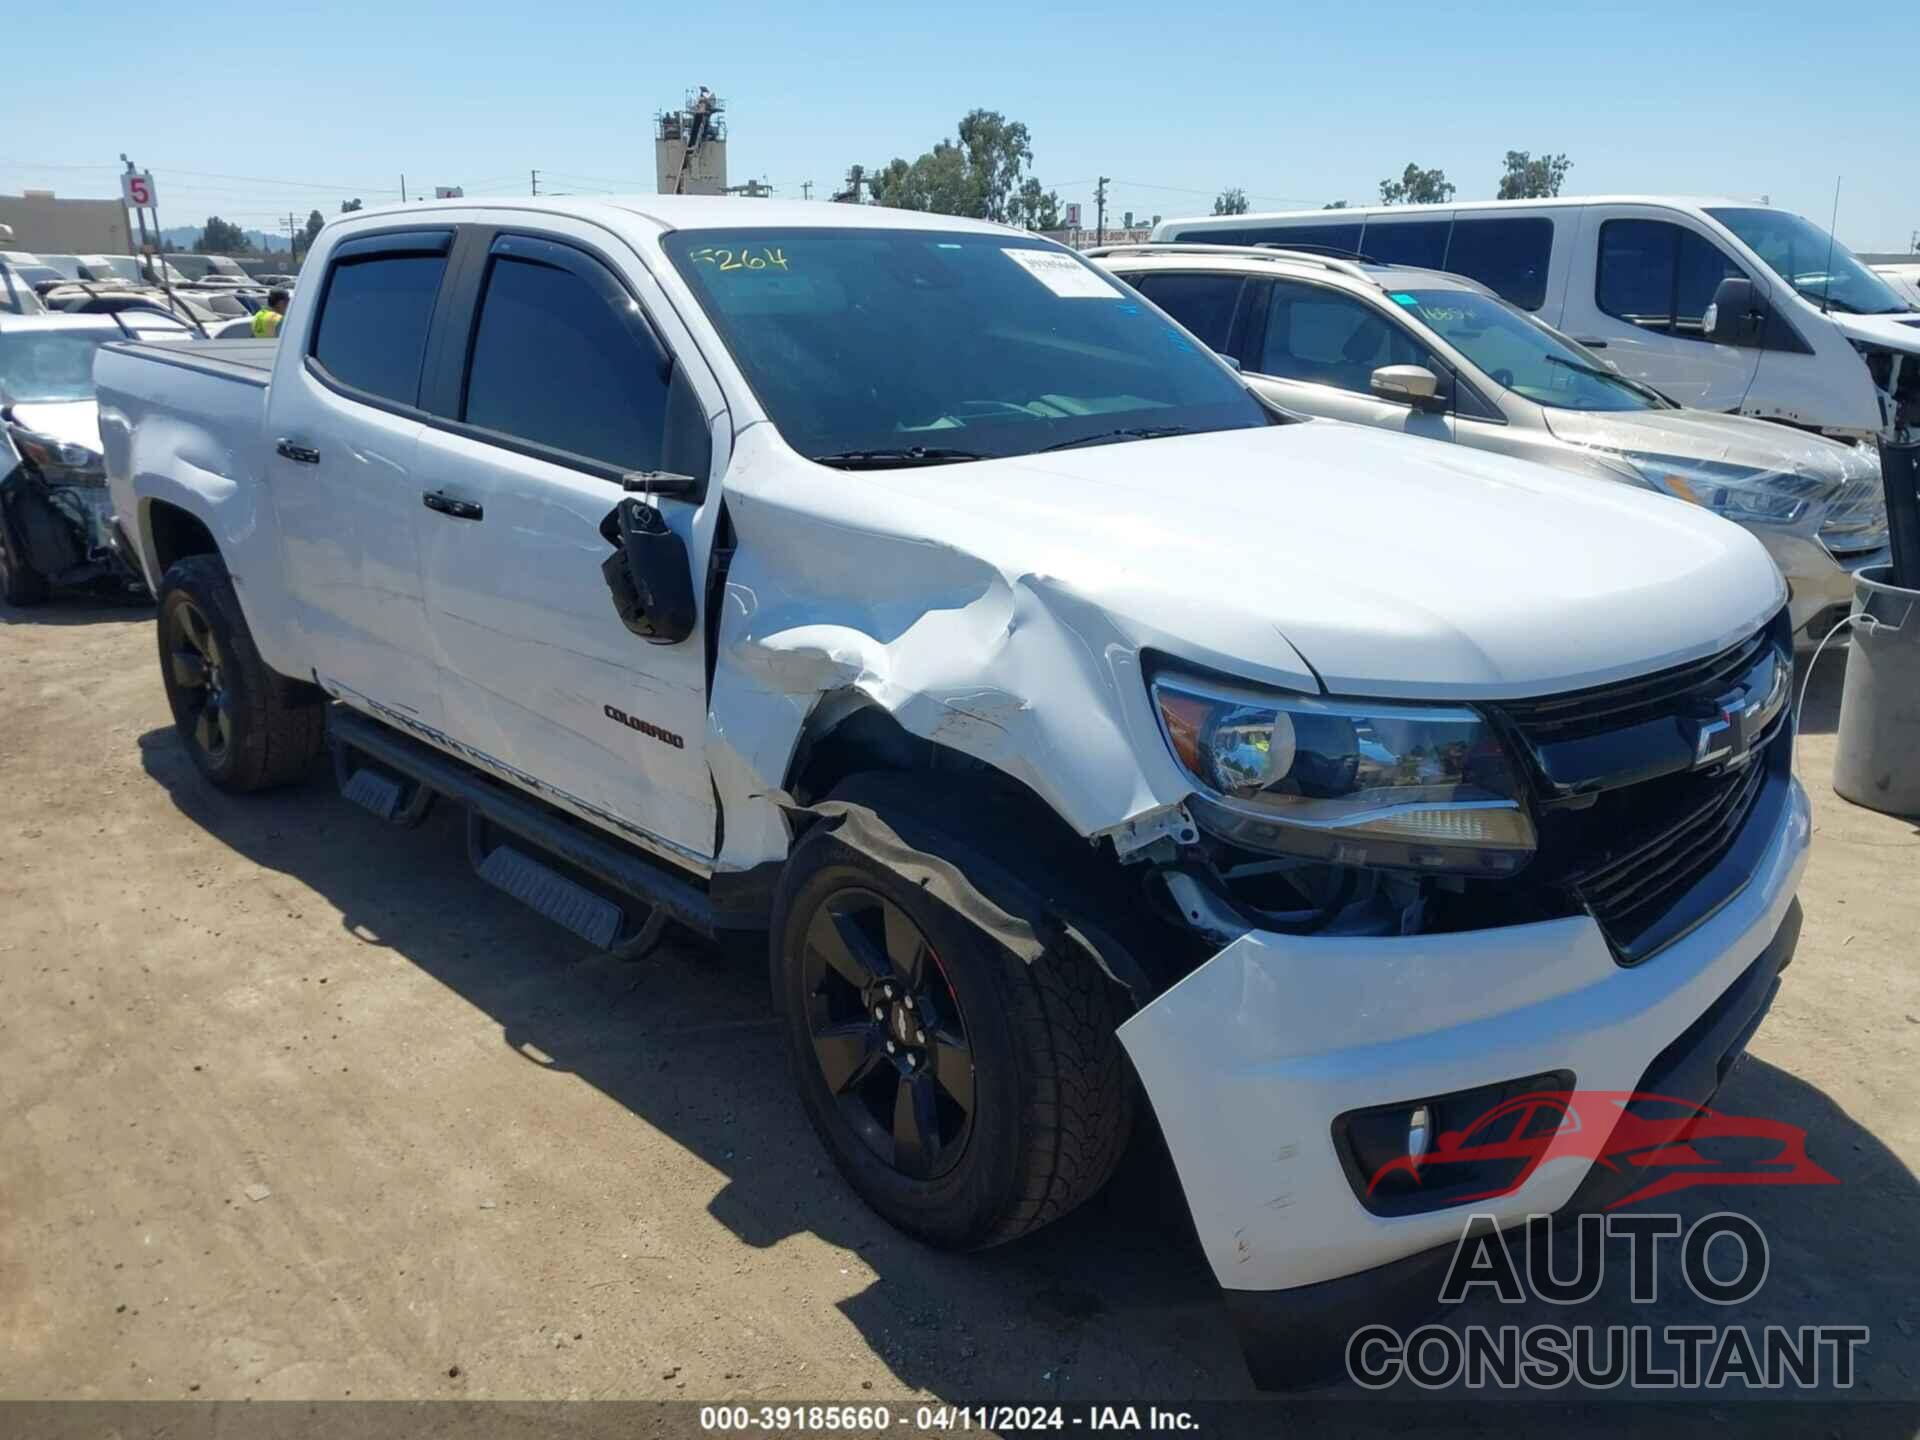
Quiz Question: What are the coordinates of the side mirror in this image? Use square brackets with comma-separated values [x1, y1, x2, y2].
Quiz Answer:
[1371, 364, 1446, 412]
[1705, 277, 1768, 346]
[597, 498, 697, 645]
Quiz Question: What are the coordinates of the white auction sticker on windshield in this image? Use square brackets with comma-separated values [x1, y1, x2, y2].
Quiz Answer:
[1003, 247, 1123, 298]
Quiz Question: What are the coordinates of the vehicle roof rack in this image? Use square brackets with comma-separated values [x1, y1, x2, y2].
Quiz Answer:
[1082, 242, 1382, 287]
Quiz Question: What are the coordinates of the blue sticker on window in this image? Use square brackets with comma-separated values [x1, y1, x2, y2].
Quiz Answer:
[1390, 292, 1420, 306]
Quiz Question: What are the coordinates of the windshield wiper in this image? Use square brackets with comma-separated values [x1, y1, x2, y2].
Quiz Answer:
[1541, 353, 1670, 406]
[1039, 424, 1196, 452]
[808, 445, 990, 470]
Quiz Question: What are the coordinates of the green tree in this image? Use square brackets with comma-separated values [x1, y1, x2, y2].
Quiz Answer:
[1496, 151, 1572, 200]
[1323, 200, 1350, 209]
[1379, 163, 1455, 206]
[303, 209, 325, 247]
[1009, 177, 1062, 231]
[194, 216, 247, 254]
[863, 108, 1060, 224]
[340, 198, 364, 213]
[1212, 187, 1250, 216]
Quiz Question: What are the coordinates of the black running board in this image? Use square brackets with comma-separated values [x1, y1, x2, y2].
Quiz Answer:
[327, 706, 713, 942]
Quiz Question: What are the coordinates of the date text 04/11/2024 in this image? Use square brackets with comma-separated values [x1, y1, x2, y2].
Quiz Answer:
[697, 1405, 1201, 1432]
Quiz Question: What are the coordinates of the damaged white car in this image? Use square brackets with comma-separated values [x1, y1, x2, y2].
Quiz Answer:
[96, 199, 1810, 1388]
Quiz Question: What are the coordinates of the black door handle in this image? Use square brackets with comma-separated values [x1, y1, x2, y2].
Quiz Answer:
[275, 438, 321, 463]
[422, 491, 483, 521]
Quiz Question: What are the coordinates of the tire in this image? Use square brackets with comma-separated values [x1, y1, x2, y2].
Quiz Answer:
[773, 797, 1135, 1250]
[157, 553, 325, 791]
[0, 504, 49, 606]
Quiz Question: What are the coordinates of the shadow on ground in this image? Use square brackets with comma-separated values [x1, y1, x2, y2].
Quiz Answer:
[0, 596, 154, 628]
[138, 721, 1920, 1413]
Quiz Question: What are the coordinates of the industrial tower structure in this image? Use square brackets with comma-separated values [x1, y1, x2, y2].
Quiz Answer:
[654, 88, 728, 196]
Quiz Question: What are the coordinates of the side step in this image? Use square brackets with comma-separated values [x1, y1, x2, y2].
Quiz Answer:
[332, 736, 436, 828]
[474, 842, 624, 949]
[327, 705, 713, 945]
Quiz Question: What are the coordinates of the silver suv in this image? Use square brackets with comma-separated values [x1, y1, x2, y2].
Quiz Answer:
[1093, 243, 1887, 641]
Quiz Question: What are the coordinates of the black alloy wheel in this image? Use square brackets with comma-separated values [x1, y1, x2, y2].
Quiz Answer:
[801, 886, 976, 1181]
[167, 596, 233, 763]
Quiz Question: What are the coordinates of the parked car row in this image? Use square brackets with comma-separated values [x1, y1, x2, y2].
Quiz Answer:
[1092, 241, 1889, 642]
[1155, 196, 1920, 446]
[92, 195, 1816, 1389]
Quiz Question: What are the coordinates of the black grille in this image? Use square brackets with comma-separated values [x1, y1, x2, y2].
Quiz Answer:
[1495, 614, 1792, 964]
[1498, 626, 1775, 744]
[1563, 754, 1776, 963]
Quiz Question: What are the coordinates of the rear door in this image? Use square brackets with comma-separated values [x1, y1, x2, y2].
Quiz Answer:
[267, 227, 451, 727]
[1238, 277, 1456, 441]
[1557, 205, 1765, 411]
[409, 221, 729, 869]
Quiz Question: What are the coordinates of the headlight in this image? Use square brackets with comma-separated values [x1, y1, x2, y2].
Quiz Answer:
[1615, 452, 1827, 526]
[1151, 673, 1536, 874]
[11, 427, 104, 477]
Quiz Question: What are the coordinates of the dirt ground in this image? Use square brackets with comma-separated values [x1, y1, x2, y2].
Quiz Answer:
[2, 597, 1917, 1416]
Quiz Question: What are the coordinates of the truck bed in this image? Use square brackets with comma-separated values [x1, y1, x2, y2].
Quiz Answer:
[105, 336, 276, 388]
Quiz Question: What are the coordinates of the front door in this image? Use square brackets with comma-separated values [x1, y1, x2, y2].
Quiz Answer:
[1241, 278, 1457, 441]
[409, 223, 728, 869]
[1558, 206, 1766, 412]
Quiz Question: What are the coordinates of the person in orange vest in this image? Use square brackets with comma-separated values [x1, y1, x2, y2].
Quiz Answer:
[251, 288, 290, 338]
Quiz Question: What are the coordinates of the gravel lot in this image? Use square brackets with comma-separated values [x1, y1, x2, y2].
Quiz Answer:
[2, 598, 1916, 1414]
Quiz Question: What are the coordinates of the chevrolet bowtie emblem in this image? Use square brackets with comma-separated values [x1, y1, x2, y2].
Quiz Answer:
[1691, 650, 1789, 771]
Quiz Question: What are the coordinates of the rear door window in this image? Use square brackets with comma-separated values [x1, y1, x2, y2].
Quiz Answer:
[310, 242, 449, 406]
[1444, 217, 1554, 310]
[460, 242, 672, 476]
[1128, 272, 1244, 352]
[1361, 220, 1451, 269]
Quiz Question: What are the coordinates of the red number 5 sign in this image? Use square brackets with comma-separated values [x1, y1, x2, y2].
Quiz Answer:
[121, 172, 155, 208]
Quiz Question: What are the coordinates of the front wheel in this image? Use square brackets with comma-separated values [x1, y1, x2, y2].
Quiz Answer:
[157, 554, 324, 790]
[773, 802, 1135, 1249]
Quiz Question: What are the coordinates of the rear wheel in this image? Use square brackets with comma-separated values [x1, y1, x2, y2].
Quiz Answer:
[0, 506, 48, 606]
[157, 554, 324, 790]
[773, 797, 1135, 1249]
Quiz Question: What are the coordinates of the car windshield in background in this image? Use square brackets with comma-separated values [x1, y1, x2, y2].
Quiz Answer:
[101, 257, 142, 282]
[662, 228, 1267, 465]
[1706, 207, 1909, 316]
[0, 332, 110, 403]
[1402, 288, 1662, 412]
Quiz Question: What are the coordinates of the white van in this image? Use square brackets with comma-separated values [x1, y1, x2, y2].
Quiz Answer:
[1155, 197, 1920, 444]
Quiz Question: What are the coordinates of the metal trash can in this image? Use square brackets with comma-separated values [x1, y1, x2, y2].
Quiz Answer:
[1832, 563, 1920, 817]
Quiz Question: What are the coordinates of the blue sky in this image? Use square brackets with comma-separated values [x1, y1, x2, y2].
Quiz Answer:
[5, 0, 1914, 252]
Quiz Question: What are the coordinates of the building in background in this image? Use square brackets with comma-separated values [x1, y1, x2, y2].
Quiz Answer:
[0, 191, 132, 254]
[655, 88, 728, 196]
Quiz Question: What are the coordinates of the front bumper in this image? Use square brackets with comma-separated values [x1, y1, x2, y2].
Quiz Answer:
[1116, 774, 1811, 1388]
[1763, 530, 1888, 638]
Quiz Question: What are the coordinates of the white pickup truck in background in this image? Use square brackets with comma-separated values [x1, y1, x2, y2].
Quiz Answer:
[96, 198, 1810, 1387]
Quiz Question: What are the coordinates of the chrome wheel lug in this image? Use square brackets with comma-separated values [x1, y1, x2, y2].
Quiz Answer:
[886, 1040, 897, 1055]
[915, 1028, 925, 1044]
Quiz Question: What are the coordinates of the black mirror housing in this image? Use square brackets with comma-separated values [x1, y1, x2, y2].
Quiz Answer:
[598, 498, 698, 645]
[1707, 277, 1767, 346]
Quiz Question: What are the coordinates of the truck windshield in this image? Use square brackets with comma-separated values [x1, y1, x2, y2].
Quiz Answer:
[1402, 288, 1665, 412]
[1706, 207, 1911, 316]
[662, 227, 1268, 464]
[0, 332, 109, 403]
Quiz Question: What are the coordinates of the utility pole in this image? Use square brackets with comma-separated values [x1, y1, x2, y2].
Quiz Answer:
[801, 180, 814, 201]
[1095, 176, 1110, 246]
[400, 174, 407, 204]
[530, 170, 540, 197]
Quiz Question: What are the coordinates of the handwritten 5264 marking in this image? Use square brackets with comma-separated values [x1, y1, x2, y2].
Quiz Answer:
[688, 246, 791, 272]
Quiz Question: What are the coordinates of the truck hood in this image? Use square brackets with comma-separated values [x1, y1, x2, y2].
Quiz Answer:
[7, 399, 103, 455]
[1825, 310, 1920, 354]
[1541, 403, 1873, 483]
[924, 421, 1785, 699]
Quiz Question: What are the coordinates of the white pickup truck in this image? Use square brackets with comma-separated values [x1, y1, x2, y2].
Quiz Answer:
[96, 198, 1810, 1387]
